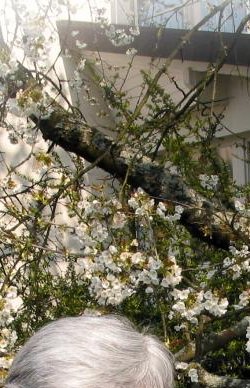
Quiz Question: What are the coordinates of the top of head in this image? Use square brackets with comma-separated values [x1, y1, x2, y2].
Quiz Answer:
[5, 314, 174, 388]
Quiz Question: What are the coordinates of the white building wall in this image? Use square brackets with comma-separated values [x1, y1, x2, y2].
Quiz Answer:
[62, 48, 250, 185]
[109, 0, 249, 33]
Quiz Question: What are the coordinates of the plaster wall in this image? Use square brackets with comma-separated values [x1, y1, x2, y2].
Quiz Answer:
[60, 49, 250, 184]
[64, 50, 250, 137]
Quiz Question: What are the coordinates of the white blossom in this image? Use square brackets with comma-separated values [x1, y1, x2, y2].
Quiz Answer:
[71, 30, 79, 37]
[77, 59, 87, 71]
[188, 368, 199, 383]
[238, 290, 250, 308]
[175, 362, 189, 370]
[235, 199, 245, 211]
[75, 40, 87, 49]
[246, 318, 250, 353]
[199, 174, 219, 190]
[126, 48, 138, 56]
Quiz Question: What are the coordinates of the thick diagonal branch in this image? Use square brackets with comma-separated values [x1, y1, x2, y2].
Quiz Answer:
[189, 363, 250, 387]
[0, 60, 242, 250]
[30, 106, 241, 250]
[175, 315, 250, 362]
[1, 19, 249, 249]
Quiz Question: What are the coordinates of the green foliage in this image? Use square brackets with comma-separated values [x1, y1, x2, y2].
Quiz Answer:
[1, 2, 250, 387]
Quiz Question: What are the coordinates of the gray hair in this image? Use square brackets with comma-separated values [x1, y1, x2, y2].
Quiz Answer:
[5, 315, 174, 388]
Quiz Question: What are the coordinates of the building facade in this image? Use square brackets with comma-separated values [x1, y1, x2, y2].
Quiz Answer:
[57, 0, 250, 185]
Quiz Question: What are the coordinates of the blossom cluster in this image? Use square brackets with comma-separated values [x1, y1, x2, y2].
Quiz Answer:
[105, 26, 135, 47]
[0, 286, 23, 369]
[246, 319, 250, 353]
[223, 245, 250, 280]
[170, 289, 228, 325]
[199, 174, 219, 190]
[156, 202, 184, 222]
[188, 368, 199, 383]
[53, 189, 184, 306]
[237, 289, 250, 309]
[0, 0, 250, 382]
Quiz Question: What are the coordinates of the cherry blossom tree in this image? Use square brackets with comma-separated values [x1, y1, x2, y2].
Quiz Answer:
[0, 1, 250, 386]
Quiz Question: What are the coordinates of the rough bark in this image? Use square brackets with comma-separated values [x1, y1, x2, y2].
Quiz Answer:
[191, 363, 250, 387]
[31, 107, 241, 250]
[2, 10, 250, 250]
[175, 316, 250, 362]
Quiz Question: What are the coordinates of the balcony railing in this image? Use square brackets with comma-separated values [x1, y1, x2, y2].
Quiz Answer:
[138, 0, 249, 32]
[112, 0, 249, 33]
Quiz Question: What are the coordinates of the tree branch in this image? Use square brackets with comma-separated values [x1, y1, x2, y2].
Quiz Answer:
[30, 101, 245, 250]
[1, 21, 250, 249]
[175, 315, 250, 362]
[188, 362, 250, 387]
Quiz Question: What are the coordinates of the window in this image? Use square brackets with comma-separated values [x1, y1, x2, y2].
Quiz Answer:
[110, 0, 138, 25]
[138, 0, 185, 29]
[187, 69, 231, 108]
[111, 1, 249, 33]
[218, 139, 250, 186]
[199, 0, 247, 33]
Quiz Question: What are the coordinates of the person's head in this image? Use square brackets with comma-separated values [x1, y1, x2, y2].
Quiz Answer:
[5, 314, 174, 388]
